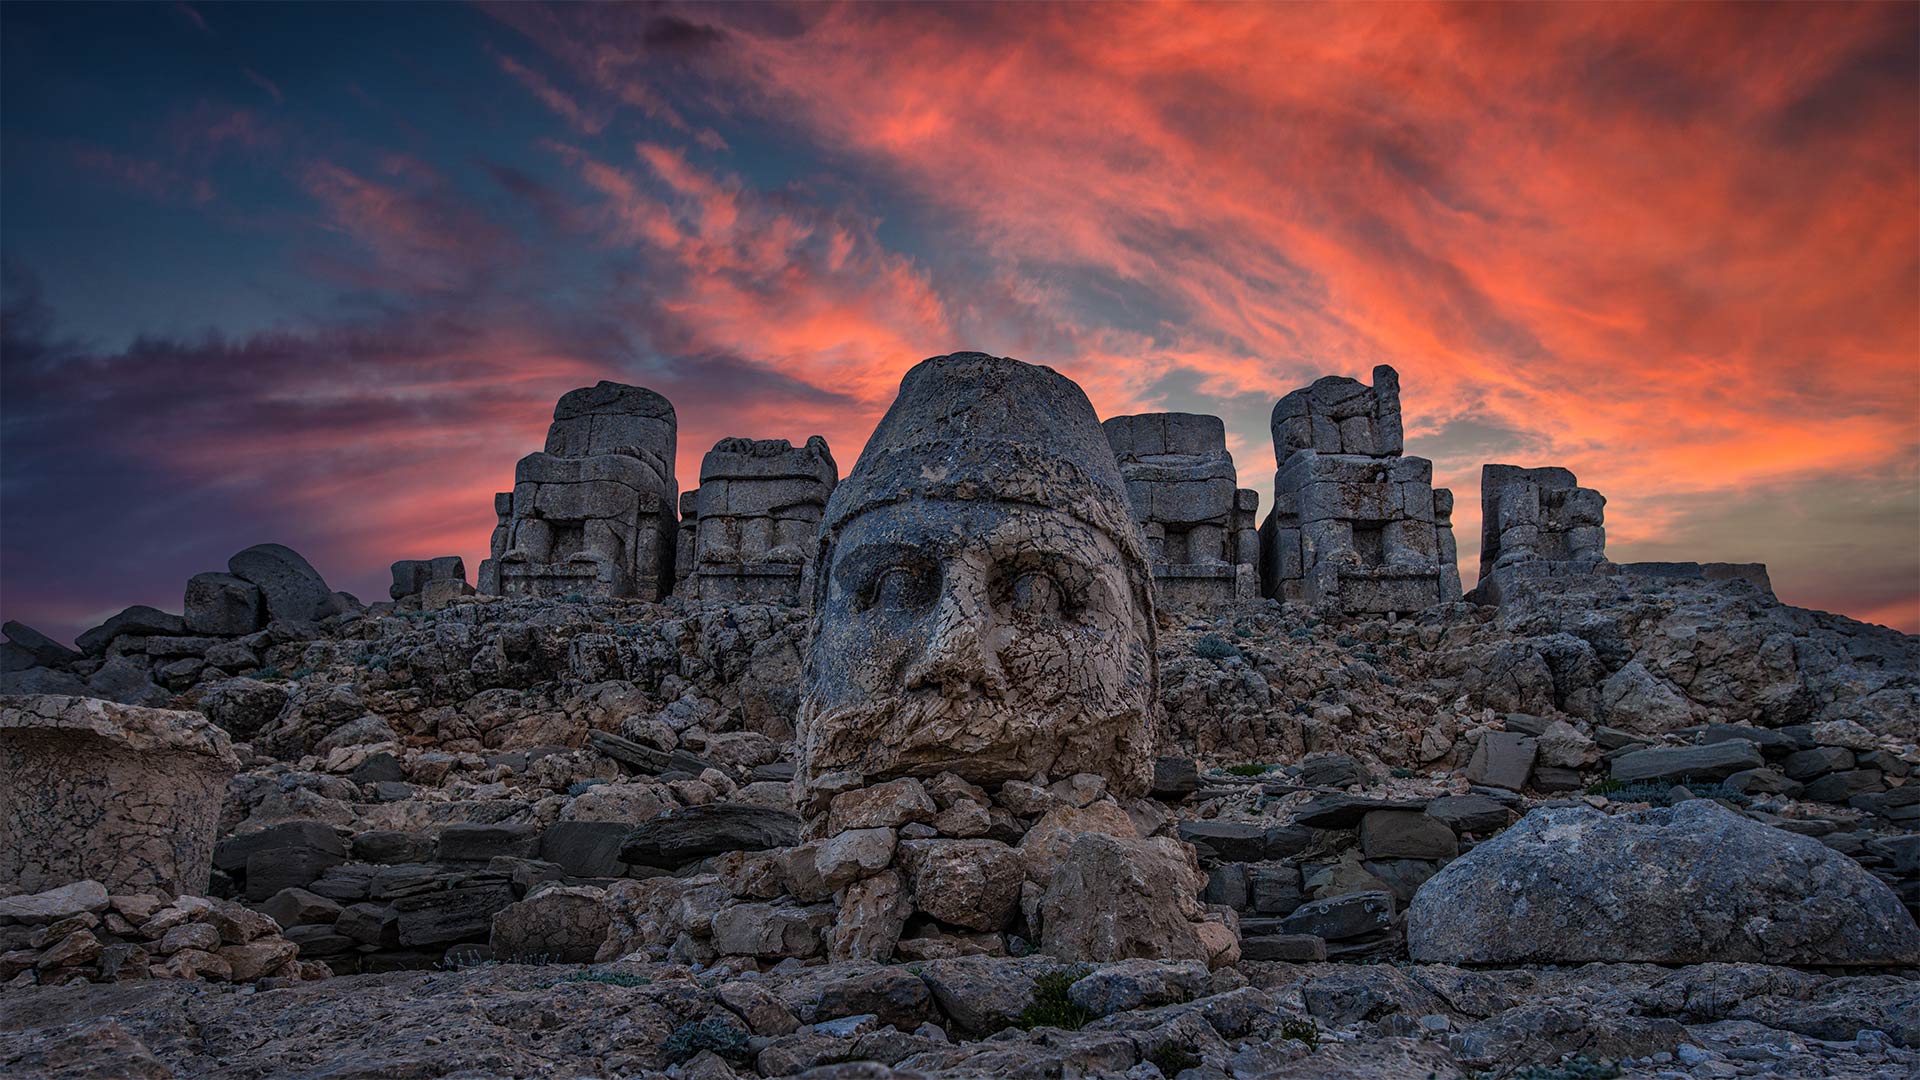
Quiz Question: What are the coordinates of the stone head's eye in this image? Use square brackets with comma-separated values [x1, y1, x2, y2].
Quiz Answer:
[1008, 570, 1064, 619]
[871, 565, 934, 612]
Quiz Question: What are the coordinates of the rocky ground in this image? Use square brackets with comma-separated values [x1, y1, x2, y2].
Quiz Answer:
[2, 564, 1916, 1079]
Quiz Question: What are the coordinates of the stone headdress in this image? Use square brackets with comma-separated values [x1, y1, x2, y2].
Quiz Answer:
[813, 352, 1153, 602]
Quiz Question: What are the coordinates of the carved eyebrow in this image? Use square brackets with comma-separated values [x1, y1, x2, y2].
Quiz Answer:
[832, 540, 940, 585]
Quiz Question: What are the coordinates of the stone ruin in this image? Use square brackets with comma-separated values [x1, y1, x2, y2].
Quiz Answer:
[1471, 463, 1608, 606]
[1258, 365, 1462, 615]
[676, 437, 838, 605]
[1, 695, 238, 896]
[479, 381, 679, 601]
[389, 555, 473, 611]
[1103, 412, 1259, 606]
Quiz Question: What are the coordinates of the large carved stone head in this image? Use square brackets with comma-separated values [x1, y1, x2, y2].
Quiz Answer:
[799, 353, 1158, 801]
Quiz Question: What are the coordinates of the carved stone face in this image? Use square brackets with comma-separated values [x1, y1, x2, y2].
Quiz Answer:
[800, 497, 1155, 797]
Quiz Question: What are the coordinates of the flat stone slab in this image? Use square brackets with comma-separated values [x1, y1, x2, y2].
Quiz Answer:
[1609, 741, 1763, 784]
[1289, 794, 1428, 830]
[619, 804, 802, 867]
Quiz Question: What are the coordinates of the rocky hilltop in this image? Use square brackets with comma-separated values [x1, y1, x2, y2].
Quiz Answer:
[1, 354, 1915, 1080]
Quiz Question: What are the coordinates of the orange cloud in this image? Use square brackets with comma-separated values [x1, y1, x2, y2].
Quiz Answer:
[500, 1, 1918, 627]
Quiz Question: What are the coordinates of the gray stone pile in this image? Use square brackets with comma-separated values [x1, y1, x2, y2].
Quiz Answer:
[0, 879, 328, 988]
[0, 541, 360, 705]
[480, 381, 679, 601]
[677, 436, 837, 604]
[1257, 366, 1463, 615]
[1103, 412, 1259, 606]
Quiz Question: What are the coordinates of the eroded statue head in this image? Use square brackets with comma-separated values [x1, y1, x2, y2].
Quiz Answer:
[798, 353, 1158, 802]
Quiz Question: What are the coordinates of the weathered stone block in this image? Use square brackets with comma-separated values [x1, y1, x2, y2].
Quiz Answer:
[0, 695, 238, 895]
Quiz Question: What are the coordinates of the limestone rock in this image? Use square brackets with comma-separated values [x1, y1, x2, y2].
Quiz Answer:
[2, 621, 81, 667]
[826, 778, 936, 834]
[828, 868, 911, 962]
[711, 901, 832, 959]
[1017, 800, 1139, 887]
[0, 880, 110, 924]
[899, 838, 1023, 933]
[1465, 732, 1536, 791]
[780, 828, 897, 902]
[1037, 833, 1219, 965]
[490, 885, 611, 963]
[1408, 800, 1920, 965]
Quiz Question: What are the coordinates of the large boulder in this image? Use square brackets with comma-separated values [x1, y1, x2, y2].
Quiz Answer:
[1408, 800, 1920, 965]
[227, 543, 333, 624]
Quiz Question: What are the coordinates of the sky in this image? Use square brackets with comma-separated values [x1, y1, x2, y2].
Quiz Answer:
[2, 1, 1917, 644]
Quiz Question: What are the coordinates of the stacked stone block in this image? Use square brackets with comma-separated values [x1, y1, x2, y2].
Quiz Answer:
[479, 382, 679, 601]
[1258, 365, 1461, 614]
[678, 437, 837, 604]
[1103, 412, 1259, 605]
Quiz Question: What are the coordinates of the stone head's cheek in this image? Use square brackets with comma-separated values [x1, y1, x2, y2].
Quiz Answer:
[995, 620, 1128, 706]
[820, 600, 929, 698]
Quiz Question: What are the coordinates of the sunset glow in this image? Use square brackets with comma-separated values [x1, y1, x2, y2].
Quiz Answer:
[3, 1, 1916, 641]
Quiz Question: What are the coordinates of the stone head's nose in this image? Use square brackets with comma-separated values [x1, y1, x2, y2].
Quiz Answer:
[903, 563, 1008, 700]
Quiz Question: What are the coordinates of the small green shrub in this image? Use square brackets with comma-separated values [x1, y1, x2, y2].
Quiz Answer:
[1585, 778, 1624, 795]
[660, 1018, 752, 1064]
[1147, 1042, 1200, 1075]
[551, 970, 650, 988]
[1223, 762, 1272, 776]
[1503, 1056, 1622, 1080]
[288, 666, 319, 679]
[563, 592, 587, 604]
[1016, 966, 1094, 1031]
[1192, 634, 1243, 660]
[1279, 1017, 1320, 1050]
[254, 666, 282, 681]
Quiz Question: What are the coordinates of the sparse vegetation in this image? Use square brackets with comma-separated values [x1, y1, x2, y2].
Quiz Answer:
[1278, 1017, 1320, 1051]
[549, 970, 649, 988]
[660, 1017, 753, 1063]
[1192, 633, 1244, 660]
[1223, 762, 1272, 776]
[1016, 966, 1094, 1031]
[1499, 1056, 1622, 1080]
